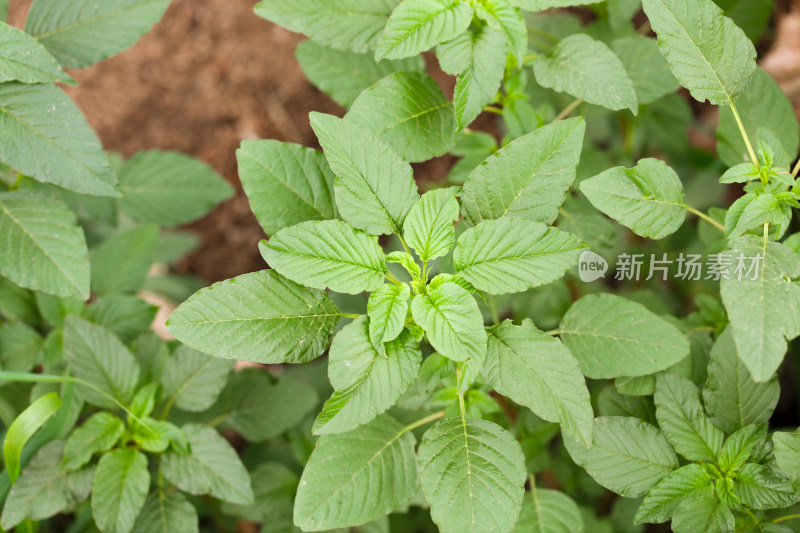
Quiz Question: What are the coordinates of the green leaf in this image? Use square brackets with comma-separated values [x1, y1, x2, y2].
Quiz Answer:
[773, 431, 800, 492]
[296, 40, 425, 109]
[564, 417, 678, 497]
[132, 492, 198, 533]
[642, 0, 756, 105]
[716, 68, 799, 167]
[166, 270, 341, 364]
[61, 412, 125, 471]
[346, 72, 456, 162]
[713, 0, 773, 42]
[25, 0, 170, 68]
[725, 193, 787, 238]
[314, 318, 421, 434]
[0, 21, 72, 83]
[734, 464, 798, 510]
[454, 217, 587, 294]
[634, 464, 714, 524]
[92, 448, 150, 533]
[403, 188, 460, 262]
[368, 283, 411, 350]
[237, 140, 337, 236]
[261, 219, 387, 295]
[717, 425, 764, 474]
[85, 295, 158, 343]
[484, 319, 593, 446]
[0, 190, 90, 299]
[670, 497, 733, 533]
[720, 236, 800, 381]
[160, 345, 233, 413]
[439, 25, 507, 128]
[511, 0, 601, 9]
[211, 369, 318, 441]
[533, 34, 638, 113]
[418, 418, 526, 533]
[64, 316, 140, 408]
[654, 373, 724, 463]
[411, 281, 487, 362]
[0, 441, 93, 530]
[0, 322, 42, 372]
[254, 0, 399, 53]
[703, 327, 779, 433]
[118, 151, 233, 227]
[294, 415, 418, 531]
[474, 0, 527, 66]
[460, 118, 585, 226]
[612, 36, 680, 105]
[580, 158, 686, 239]
[2, 391, 60, 483]
[375, 0, 473, 61]
[220, 462, 298, 524]
[514, 487, 583, 533]
[559, 294, 690, 379]
[310, 112, 419, 235]
[90, 224, 159, 295]
[162, 424, 253, 504]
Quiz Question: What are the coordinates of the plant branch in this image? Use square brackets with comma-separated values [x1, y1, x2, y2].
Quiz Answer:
[403, 411, 445, 434]
[684, 204, 724, 231]
[792, 157, 800, 178]
[487, 294, 500, 326]
[729, 100, 759, 168]
[554, 99, 583, 122]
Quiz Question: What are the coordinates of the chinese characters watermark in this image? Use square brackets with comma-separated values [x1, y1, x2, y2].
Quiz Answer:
[578, 251, 762, 282]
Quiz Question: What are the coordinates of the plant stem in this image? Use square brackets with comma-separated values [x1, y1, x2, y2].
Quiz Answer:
[546, 329, 562, 336]
[730, 100, 759, 168]
[774, 514, 800, 524]
[483, 106, 504, 116]
[456, 366, 467, 423]
[684, 204, 724, 231]
[341, 313, 362, 319]
[398, 235, 412, 257]
[554, 99, 583, 122]
[403, 411, 445, 433]
[386, 271, 403, 285]
[792, 158, 800, 178]
[487, 294, 500, 326]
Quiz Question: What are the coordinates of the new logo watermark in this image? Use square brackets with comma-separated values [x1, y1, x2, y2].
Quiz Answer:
[578, 251, 608, 282]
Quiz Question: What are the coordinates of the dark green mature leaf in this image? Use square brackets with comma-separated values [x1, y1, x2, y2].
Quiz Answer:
[717, 68, 799, 167]
[411, 281, 487, 363]
[118, 151, 233, 227]
[670, 497, 733, 533]
[237, 140, 336, 236]
[310, 112, 419, 235]
[212, 369, 317, 441]
[533, 34, 638, 113]
[296, 41, 425, 109]
[454, 218, 586, 294]
[294, 415, 418, 531]
[167, 270, 341, 364]
[580, 158, 686, 239]
[460, 118, 585, 226]
[404, 188, 460, 262]
[346, 72, 456, 162]
[368, 283, 410, 351]
[255, 0, 399, 53]
[162, 424, 253, 504]
[559, 294, 690, 379]
[612, 36, 680, 105]
[773, 431, 800, 492]
[90, 224, 159, 295]
[220, 462, 298, 524]
[160, 345, 233, 413]
[132, 492, 198, 533]
[64, 316, 140, 408]
[720, 236, 800, 382]
[0, 190, 90, 299]
[261, 220, 387, 294]
[62, 412, 125, 471]
[484, 319, 593, 446]
[25, 0, 170, 68]
[0, 21, 71, 83]
[654, 373, 724, 463]
[703, 327, 779, 433]
[642, 0, 757, 105]
[0, 441, 93, 530]
[734, 464, 798, 510]
[85, 295, 158, 343]
[0, 322, 41, 372]
[418, 418, 526, 533]
[92, 448, 150, 533]
[565, 417, 678, 497]
[314, 318, 421, 434]
[438, 25, 507, 128]
[514, 488, 583, 533]
[634, 464, 714, 524]
[713, 0, 773, 42]
[375, 0, 473, 61]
